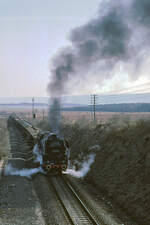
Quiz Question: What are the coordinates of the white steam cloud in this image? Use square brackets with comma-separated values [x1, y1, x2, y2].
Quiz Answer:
[64, 153, 96, 178]
[4, 144, 44, 178]
[4, 164, 43, 178]
[33, 143, 43, 164]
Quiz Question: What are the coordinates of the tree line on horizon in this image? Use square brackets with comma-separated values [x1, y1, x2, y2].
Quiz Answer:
[62, 103, 150, 112]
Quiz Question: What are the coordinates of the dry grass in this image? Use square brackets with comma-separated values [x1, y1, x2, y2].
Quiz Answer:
[61, 111, 150, 124]
[0, 118, 10, 159]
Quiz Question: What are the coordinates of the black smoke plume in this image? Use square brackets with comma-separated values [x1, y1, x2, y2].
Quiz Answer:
[48, 0, 150, 131]
[49, 97, 61, 133]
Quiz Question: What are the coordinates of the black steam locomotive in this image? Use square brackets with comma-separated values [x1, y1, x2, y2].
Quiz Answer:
[8, 114, 70, 175]
[36, 131, 70, 174]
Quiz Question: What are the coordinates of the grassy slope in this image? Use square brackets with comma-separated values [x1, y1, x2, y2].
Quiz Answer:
[35, 117, 150, 225]
[88, 120, 150, 225]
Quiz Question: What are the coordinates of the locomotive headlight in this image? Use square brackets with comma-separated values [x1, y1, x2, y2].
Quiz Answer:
[46, 165, 51, 170]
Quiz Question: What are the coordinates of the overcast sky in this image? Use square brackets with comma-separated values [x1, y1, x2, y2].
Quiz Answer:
[0, 0, 100, 97]
[0, 0, 150, 98]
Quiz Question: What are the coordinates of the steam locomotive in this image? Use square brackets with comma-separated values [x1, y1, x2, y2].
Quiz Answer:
[8, 114, 70, 175]
[36, 131, 70, 174]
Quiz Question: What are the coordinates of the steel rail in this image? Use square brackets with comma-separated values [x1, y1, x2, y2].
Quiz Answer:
[48, 177, 75, 225]
[8, 156, 35, 161]
[12, 150, 33, 156]
[62, 176, 100, 225]
[49, 176, 100, 225]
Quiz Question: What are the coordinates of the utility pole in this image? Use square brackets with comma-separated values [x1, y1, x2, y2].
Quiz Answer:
[42, 109, 45, 120]
[32, 97, 36, 119]
[90, 94, 98, 121]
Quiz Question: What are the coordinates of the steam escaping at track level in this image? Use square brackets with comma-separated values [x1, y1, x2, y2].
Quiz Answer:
[4, 164, 43, 178]
[64, 154, 96, 178]
[4, 145, 44, 178]
[48, 0, 150, 99]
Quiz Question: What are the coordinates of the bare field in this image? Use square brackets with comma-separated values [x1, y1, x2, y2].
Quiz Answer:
[0, 107, 47, 119]
[62, 111, 150, 123]
[1, 106, 150, 123]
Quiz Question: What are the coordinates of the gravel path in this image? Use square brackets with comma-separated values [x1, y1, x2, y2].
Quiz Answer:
[33, 174, 71, 225]
[0, 175, 45, 225]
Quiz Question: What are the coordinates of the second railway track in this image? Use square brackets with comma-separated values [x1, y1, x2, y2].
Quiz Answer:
[7, 117, 34, 169]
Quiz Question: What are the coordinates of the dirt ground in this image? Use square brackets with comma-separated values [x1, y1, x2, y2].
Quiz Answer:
[0, 175, 45, 225]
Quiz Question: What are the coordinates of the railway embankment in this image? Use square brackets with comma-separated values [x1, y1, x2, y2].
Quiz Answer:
[56, 118, 150, 225]
[87, 121, 150, 225]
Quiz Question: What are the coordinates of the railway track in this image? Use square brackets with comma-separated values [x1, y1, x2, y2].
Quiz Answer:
[48, 176, 101, 225]
[7, 119, 34, 169]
